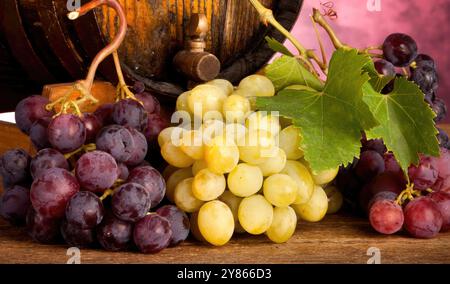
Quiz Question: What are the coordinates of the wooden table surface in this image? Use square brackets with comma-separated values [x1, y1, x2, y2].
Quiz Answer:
[1, 121, 449, 264]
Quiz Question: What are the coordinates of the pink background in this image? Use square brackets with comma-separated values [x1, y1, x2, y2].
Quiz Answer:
[286, 0, 450, 122]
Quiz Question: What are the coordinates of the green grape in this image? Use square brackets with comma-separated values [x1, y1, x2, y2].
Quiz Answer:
[198, 200, 235, 246]
[227, 163, 263, 197]
[174, 178, 204, 213]
[180, 130, 204, 160]
[161, 141, 195, 168]
[281, 161, 314, 205]
[266, 206, 297, 244]
[176, 91, 192, 113]
[238, 195, 273, 235]
[166, 168, 193, 202]
[324, 185, 343, 214]
[245, 111, 280, 136]
[223, 95, 251, 123]
[188, 84, 227, 117]
[238, 129, 277, 165]
[311, 167, 339, 186]
[192, 168, 226, 201]
[224, 123, 247, 145]
[292, 185, 328, 222]
[263, 174, 298, 207]
[206, 79, 234, 96]
[218, 191, 246, 234]
[257, 147, 287, 176]
[158, 127, 185, 148]
[200, 119, 225, 145]
[238, 75, 275, 97]
[205, 135, 239, 174]
[279, 125, 303, 160]
[192, 159, 208, 176]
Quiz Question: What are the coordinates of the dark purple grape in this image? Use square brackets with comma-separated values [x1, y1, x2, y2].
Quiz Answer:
[355, 150, 385, 182]
[30, 168, 79, 219]
[156, 205, 190, 246]
[414, 54, 435, 69]
[369, 197, 403, 235]
[437, 128, 449, 148]
[0, 148, 31, 185]
[382, 33, 418, 67]
[404, 196, 443, 238]
[61, 219, 95, 247]
[96, 214, 133, 251]
[75, 151, 118, 194]
[133, 214, 172, 254]
[133, 81, 146, 94]
[117, 163, 130, 180]
[81, 113, 102, 143]
[15, 95, 54, 134]
[431, 98, 447, 123]
[26, 208, 61, 243]
[111, 183, 152, 222]
[374, 59, 395, 77]
[424, 91, 435, 105]
[408, 156, 438, 190]
[125, 127, 148, 167]
[94, 103, 114, 125]
[0, 185, 31, 225]
[429, 191, 450, 232]
[96, 125, 135, 163]
[410, 65, 438, 94]
[143, 112, 170, 143]
[383, 153, 406, 183]
[368, 173, 404, 195]
[29, 117, 51, 150]
[30, 148, 69, 179]
[136, 92, 161, 114]
[361, 138, 387, 156]
[65, 191, 104, 229]
[127, 166, 166, 208]
[112, 99, 148, 132]
[48, 114, 86, 153]
[336, 166, 362, 210]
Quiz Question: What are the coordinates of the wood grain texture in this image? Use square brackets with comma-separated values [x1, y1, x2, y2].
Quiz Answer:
[0, 123, 449, 264]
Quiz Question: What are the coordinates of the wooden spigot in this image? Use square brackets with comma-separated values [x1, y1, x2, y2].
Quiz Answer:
[173, 13, 221, 83]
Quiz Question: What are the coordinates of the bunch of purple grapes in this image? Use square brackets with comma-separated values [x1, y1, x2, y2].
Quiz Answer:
[376, 33, 448, 148]
[0, 85, 190, 254]
[336, 135, 450, 239]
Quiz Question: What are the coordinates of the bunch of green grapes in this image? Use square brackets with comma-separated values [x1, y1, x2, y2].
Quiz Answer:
[159, 75, 344, 246]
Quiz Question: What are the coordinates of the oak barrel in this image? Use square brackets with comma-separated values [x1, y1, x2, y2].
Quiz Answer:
[0, 0, 302, 106]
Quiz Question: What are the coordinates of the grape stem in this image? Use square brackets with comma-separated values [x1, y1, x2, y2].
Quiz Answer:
[100, 189, 114, 201]
[63, 143, 97, 160]
[113, 51, 141, 102]
[395, 183, 422, 206]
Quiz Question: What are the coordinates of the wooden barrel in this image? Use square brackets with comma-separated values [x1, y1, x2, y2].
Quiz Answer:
[0, 0, 302, 103]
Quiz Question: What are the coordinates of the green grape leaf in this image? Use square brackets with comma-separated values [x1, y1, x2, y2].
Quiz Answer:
[363, 61, 394, 92]
[362, 77, 440, 172]
[257, 49, 379, 172]
[265, 55, 324, 92]
[265, 36, 294, 57]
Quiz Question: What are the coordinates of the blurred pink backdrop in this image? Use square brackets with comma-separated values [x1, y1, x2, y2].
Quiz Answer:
[285, 0, 450, 122]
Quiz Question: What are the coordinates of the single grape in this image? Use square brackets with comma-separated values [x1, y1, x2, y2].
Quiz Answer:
[30, 148, 69, 179]
[403, 196, 443, 238]
[256, 147, 287, 177]
[112, 183, 152, 222]
[369, 197, 404, 235]
[206, 79, 234, 96]
[368, 191, 398, 211]
[61, 219, 95, 247]
[218, 191, 245, 234]
[383, 152, 406, 182]
[266, 206, 297, 244]
[382, 33, 418, 67]
[156, 205, 190, 246]
[361, 138, 387, 156]
[96, 125, 135, 163]
[222, 95, 251, 123]
[179, 130, 205, 160]
[30, 168, 79, 219]
[136, 92, 161, 114]
[0, 148, 31, 185]
[165, 168, 193, 203]
[238, 130, 276, 165]
[15, 95, 54, 134]
[81, 113, 102, 143]
[292, 185, 328, 222]
[127, 166, 166, 208]
[374, 59, 396, 77]
[324, 185, 344, 214]
[355, 150, 385, 182]
[414, 54, 435, 69]
[0, 185, 31, 225]
[408, 158, 438, 190]
[310, 166, 339, 186]
[48, 114, 86, 153]
[281, 160, 314, 205]
[227, 163, 263, 197]
[174, 178, 204, 213]
[238, 195, 273, 235]
[431, 98, 447, 123]
[124, 127, 148, 166]
[96, 213, 133, 251]
[117, 163, 130, 180]
[192, 169, 226, 201]
[428, 191, 450, 232]
[112, 99, 148, 132]
[144, 112, 170, 144]
[76, 151, 118, 194]
[65, 191, 104, 229]
[187, 84, 227, 116]
[238, 75, 275, 97]
[205, 135, 240, 175]
[133, 214, 172, 254]
[198, 200, 234, 246]
[263, 174, 298, 207]
[133, 81, 146, 94]
[29, 117, 51, 150]
[26, 208, 61, 244]
[161, 140, 195, 168]
[94, 103, 114, 125]
[410, 65, 438, 94]
[278, 125, 303, 160]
